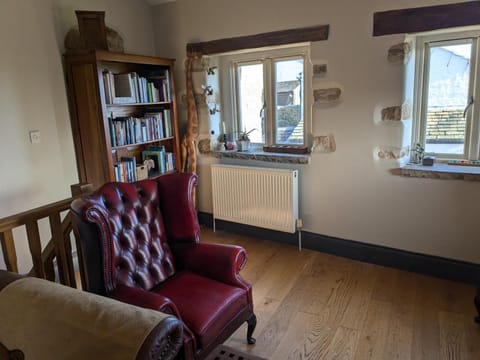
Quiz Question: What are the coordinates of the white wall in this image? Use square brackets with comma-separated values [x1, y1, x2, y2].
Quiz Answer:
[152, 0, 480, 264]
[0, 0, 155, 272]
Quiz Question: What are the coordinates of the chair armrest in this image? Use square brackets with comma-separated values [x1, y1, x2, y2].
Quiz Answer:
[110, 285, 180, 317]
[175, 243, 250, 289]
[136, 317, 184, 360]
[156, 173, 200, 244]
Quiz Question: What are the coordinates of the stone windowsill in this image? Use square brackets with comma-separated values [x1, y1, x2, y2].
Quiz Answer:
[398, 163, 480, 181]
[211, 150, 310, 164]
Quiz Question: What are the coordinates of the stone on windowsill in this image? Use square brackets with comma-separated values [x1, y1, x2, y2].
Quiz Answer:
[211, 149, 310, 164]
[394, 163, 480, 181]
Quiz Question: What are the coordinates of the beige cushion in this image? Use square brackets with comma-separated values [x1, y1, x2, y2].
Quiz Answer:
[0, 277, 171, 360]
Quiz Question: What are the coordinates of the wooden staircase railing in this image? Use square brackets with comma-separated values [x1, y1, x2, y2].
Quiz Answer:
[0, 184, 92, 289]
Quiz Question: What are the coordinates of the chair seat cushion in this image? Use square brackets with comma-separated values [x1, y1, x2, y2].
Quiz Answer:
[153, 271, 248, 348]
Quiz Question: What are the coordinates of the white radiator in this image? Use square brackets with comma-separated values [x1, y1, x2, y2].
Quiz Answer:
[211, 164, 299, 234]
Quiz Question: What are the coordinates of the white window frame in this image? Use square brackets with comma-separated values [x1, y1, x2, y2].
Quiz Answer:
[219, 45, 311, 150]
[412, 30, 480, 160]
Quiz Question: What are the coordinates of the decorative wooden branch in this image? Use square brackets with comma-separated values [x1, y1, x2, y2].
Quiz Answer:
[181, 53, 201, 174]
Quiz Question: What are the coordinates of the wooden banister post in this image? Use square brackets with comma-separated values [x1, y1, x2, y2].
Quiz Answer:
[49, 212, 71, 287]
[62, 212, 78, 287]
[70, 183, 94, 197]
[0, 230, 18, 273]
[26, 221, 46, 279]
[71, 219, 88, 291]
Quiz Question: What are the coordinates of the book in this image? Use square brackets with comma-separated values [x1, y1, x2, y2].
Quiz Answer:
[142, 147, 166, 175]
[112, 73, 136, 104]
[140, 77, 147, 103]
[165, 152, 175, 172]
[109, 112, 170, 147]
[108, 116, 116, 146]
[131, 72, 140, 103]
[144, 112, 165, 139]
[110, 117, 132, 146]
[120, 156, 137, 182]
[163, 109, 172, 137]
[164, 69, 171, 102]
[102, 70, 113, 104]
[148, 69, 171, 102]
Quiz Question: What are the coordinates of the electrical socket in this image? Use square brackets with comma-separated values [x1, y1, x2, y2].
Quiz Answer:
[296, 219, 303, 228]
[29, 130, 41, 144]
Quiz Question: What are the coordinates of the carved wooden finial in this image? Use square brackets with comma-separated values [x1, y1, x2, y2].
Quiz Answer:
[75, 11, 108, 50]
[65, 11, 124, 53]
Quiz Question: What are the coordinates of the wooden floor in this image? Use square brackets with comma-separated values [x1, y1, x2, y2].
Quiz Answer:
[201, 228, 480, 360]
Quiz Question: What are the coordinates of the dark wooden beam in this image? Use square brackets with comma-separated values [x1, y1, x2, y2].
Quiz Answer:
[373, 1, 480, 37]
[187, 25, 329, 55]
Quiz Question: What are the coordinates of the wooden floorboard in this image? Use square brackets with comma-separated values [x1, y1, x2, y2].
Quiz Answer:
[201, 228, 480, 360]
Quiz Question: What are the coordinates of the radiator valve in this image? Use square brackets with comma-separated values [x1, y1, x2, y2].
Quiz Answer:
[296, 219, 303, 229]
[296, 219, 303, 252]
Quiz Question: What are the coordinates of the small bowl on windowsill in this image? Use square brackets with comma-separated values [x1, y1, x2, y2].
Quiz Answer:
[236, 140, 250, 152]
[236, 128, 255, 152]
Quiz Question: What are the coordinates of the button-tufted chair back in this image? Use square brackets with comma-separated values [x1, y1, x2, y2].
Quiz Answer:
[73, 180, 176, 293]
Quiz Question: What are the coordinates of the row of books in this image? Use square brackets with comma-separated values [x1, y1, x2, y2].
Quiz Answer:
[103, 70, 171, 105]
[108, 110, 173, 147]
[113, 150, 175, 183]
[114, 156, 137, 183]
[142, 146, 175, 176]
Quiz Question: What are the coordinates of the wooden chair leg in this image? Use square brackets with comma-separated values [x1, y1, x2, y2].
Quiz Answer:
[475, 286, 480, 324]
[246, 313, 257, 345]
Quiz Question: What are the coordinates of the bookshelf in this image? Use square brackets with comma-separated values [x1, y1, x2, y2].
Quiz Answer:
[64, 50, 181, 188]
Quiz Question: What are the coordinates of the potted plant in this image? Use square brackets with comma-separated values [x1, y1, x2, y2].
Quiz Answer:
[236, 128, 256, 151]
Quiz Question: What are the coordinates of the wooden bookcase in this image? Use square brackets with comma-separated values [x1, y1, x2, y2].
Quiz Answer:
[64, 50, 181, 188]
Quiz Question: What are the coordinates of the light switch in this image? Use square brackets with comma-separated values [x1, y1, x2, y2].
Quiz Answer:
[29, 130, 41, 144]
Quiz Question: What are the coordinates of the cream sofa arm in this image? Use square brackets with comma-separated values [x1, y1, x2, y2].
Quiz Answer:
[0, 270, 183, 360]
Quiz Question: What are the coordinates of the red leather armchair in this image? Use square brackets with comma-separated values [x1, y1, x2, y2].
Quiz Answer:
[71, 173, 256, 360]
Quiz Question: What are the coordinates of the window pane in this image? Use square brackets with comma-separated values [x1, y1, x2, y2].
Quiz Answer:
[237, 63, 264, 143]
[275, 58, 304, 144]
[424, 42, 471, 155]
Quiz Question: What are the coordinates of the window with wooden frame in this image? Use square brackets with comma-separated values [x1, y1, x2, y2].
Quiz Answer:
[219, 45, 310, 152]
[412, 30, 480, 160]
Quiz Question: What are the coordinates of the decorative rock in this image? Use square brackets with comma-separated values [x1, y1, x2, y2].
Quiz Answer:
[197, 138, 211, 154]
[213, 151, 310, 164]
[312, 134, 336, 153]
[313, 88, 341, 103]
[313, 64, 327, 77]
[388, 42, 411, 63]
[399, 163, 480, 181]
[381, 106, 402, 121]
[65, 26, 124, 53]
[195, 93, 207, 106]
[375, 146, 409, 160]
[401, 101, 412, 120]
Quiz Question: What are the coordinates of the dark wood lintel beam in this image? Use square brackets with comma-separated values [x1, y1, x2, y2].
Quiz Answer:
[187, 24, 329, 55]
[374, 1, 480, 37]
